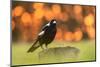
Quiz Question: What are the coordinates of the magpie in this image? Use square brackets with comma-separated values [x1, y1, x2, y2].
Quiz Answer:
[27, 19, 57, 53]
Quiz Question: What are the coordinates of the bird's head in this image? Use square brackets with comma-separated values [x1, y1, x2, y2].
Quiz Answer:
[50, 19, 57, 25]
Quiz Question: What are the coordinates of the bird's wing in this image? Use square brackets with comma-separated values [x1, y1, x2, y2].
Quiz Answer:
[38, 31, 45, 36]
[41, 22, 50, 31]
[27, 39, 39, 53]
[27, 31, 45, 53]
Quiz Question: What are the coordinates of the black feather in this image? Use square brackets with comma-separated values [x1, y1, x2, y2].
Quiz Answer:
[27, 39, 39, 53]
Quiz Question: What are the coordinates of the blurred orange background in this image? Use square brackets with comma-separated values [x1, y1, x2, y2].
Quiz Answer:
[12, 2, 96, 42]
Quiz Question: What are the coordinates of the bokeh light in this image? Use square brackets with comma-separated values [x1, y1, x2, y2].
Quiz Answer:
[84, 13, 94, 26]
[73, 28, 83, 41]
[55, 28, 63, 40]
[86, 26, 95, 39]
[21, 12, 32, 26]
[32, 3, 44, 10]
[58, 12, 68, 22]
[64, 32, 73, 41]
[44, 9, 55, 21]
[34, 9, 44, 19]
[52, 4, 61, 15]
[73, 5, 82, 15]
[12, 2, 96, 42]
[13, 6, 24, 17]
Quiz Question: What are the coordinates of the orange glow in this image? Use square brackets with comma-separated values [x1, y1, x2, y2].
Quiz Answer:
[44, 9, 55, 21]
[32, 15, 42, 31]
[58, 12, 68, 22]
[64, 32, 73, 41]
[73, 29, 83, 41]
[12, 3, 96, 42]
[75, 15, 83, 23]
[13, 6, 24, 16]
[84, 14, 94, 26]
[74, 5, 82, 15]
[52, 4, 61, 15]
[55, 28, 63, 40]
[73, 5, 83, 23]
[32, 3, 44, 10]
[86, 26, 95, 39]
[31, 18, 43, 38]
[21, 12, 32, 26]
[12, 20, 15, 31]
[32, 18, 42, 27]
[34, 9, 44, 19]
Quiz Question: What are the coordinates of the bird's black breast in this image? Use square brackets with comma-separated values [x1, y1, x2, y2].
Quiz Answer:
[42, 26, 56, 44]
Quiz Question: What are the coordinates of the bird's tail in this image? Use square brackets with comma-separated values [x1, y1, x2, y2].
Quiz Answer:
[27, 39, 39, 53]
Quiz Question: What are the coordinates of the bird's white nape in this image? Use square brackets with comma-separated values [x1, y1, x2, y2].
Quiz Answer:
[53, 20, 56, 24]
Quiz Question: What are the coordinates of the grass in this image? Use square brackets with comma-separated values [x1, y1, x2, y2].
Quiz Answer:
[12, 40, 96, 66]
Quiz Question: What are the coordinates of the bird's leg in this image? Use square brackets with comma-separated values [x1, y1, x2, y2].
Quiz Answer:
[45, 44, 48, 50]
[40, 45, 44, 50]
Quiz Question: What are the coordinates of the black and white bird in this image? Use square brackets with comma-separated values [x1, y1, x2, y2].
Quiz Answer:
[27, 19, 57, 53]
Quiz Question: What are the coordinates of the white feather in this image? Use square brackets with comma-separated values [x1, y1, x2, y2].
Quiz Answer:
[53, 21, 56, 24]
[38, 31, 45, 36]
[46, 23, 50, 26]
